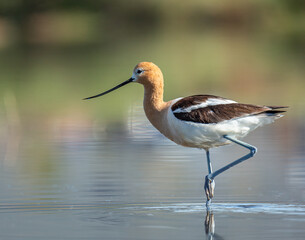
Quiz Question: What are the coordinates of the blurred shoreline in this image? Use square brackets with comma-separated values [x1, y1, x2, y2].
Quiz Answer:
[0, 0, 303, 124]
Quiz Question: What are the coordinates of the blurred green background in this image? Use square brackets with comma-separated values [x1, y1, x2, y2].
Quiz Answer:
[0, 0, 304, 129]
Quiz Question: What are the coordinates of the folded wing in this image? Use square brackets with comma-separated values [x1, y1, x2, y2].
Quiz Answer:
[171, 95, 287, 124]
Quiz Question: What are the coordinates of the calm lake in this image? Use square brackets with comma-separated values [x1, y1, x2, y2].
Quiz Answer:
[0, 103, 304, 240]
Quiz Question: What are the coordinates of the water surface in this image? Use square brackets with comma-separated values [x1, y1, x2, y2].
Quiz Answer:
[0, 106, 304, 240]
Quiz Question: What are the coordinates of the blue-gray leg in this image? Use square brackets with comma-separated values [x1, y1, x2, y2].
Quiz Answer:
[204, 135, 257, 208]
[210, 135, 257, 179]
[204, 150, 215, 209]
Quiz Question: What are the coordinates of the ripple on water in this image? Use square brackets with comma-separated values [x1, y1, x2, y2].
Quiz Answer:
[122, 203, 305, 216]
[2, 202, 305, 216]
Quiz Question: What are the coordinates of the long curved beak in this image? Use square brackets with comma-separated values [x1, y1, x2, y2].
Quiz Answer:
[83, 77, 134, 100]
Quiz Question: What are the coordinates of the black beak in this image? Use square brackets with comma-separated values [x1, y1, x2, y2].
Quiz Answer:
[83, 77, 134, 100]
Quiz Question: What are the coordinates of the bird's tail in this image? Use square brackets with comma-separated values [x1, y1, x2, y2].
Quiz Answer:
[260, 106, 288, 121]
[265, 106, 289, 115]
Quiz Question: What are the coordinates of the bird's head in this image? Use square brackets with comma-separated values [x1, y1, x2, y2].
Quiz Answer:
[132, 62, 163, 87]
[83, 62, 163, 100]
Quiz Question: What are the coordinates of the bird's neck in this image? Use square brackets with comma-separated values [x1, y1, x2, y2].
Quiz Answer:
[143, 82, 167, 129]
[143, 82, 164, 110]
[142, 82, 175, 143]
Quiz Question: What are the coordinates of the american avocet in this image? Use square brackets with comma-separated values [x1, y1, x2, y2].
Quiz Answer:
[84, 62, 287, 207]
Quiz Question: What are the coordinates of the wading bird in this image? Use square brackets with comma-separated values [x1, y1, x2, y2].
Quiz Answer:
[84, 62, 287, 207]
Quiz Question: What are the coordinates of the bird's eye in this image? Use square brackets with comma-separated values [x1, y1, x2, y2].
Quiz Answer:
[136, 69, 143, 74]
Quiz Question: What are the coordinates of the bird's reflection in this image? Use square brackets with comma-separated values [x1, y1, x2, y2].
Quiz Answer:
[205, 211, 224, 240]
[205, 211, 215, 239]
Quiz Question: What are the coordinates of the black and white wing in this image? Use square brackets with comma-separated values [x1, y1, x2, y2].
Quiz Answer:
[171, 95, 287, 124]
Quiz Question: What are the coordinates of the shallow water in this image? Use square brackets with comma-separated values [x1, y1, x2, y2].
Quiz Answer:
[0, 106, 304, 240]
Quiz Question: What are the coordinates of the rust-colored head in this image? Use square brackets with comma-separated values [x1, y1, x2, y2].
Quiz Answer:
[131, 62, 163, 88]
